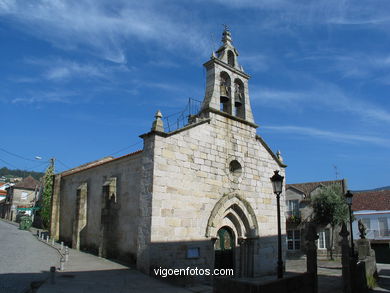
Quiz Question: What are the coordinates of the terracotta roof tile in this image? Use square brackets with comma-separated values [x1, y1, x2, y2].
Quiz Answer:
[352, 190, 390, 211]
[62, 150, 143, 178]
[13, 176, 39, 190]
[286, 179, 346, 198]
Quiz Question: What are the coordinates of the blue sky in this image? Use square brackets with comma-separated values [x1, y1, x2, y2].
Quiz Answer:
[0, 0, 389, 190]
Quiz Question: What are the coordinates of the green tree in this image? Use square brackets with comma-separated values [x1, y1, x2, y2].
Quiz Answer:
[40, 159, 54, 229]
[311, 184, 349, 259]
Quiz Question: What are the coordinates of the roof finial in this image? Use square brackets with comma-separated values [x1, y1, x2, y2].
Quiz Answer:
[223, 24, 229, 32]
[151, 110, 164, 132]
[276, 150, 283, 162]
[221, 24, 232, 44]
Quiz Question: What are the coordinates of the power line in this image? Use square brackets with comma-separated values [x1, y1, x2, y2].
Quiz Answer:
[56, 158, 70, 170]
[0, 157, 19, 169]
[0, 146, 37, 162]
[108, 141, 143, 157]
[26, 161, 51, 172]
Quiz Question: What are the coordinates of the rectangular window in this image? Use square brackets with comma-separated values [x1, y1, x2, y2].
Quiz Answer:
[21, 192, 28, 200]
[187, 247, 200, 259]
[103, 177, 117, 203]
[361, 218, 371, 230]
[378, 217, 389, 237]
[286, 200, 299, 217]
[287, 229, 301, 250]
[317, 229, 329, 250]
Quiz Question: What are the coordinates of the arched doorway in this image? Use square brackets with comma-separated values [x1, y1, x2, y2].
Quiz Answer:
[214, 226, 235, 270]
[206, 194, 259, 276]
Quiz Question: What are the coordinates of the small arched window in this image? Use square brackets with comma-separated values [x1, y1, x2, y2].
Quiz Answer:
[227, 50, 235, 67]
[229, 160, 242, 177]
[234, 79, 245, 118]
[220, 72, 231, 113]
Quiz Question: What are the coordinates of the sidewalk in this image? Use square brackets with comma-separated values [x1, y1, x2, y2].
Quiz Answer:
[286, 258, 343, 293]
[36, 241, 211, 293]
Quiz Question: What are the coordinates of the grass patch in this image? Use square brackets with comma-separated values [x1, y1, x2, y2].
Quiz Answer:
[366, 274, 377, 289]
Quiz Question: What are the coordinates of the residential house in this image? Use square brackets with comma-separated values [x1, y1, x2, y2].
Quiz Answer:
[0, 183, 6, 204]
[285, 179, 347, 258]
[352, 189, 390, 263]
[1, 175, 40, 221]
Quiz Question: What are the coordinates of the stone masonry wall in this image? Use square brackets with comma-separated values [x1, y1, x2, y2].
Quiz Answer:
[148, 111, 286, 276]
[58, 152, 142, 263]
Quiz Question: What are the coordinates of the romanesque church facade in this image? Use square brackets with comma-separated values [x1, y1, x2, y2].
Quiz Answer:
[50, 29, 287, 279]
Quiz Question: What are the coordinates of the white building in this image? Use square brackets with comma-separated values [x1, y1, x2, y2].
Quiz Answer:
[352, 189, 390, 263]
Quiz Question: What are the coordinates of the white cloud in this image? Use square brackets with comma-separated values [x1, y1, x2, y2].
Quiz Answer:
[262, 125, 390, 146]
[23, 57, 131, 82]
[252, 88, 305, 104]
[316, 54, 390, 80]
[44, 61, 105, 81]
[239, 53, 269, 72]
[0, 0, 209, 63]
[10, 90, 77, 104]
[204, 0, 390, 27]
[252, 76, 390, 124]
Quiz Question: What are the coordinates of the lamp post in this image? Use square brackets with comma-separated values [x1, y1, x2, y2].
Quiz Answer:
[270, 170, 284, 279]
[345, 190, 354, 256]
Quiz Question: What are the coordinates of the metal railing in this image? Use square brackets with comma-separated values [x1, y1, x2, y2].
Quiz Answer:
[163, 98, 202, 133]
[363, 229, 390, 239]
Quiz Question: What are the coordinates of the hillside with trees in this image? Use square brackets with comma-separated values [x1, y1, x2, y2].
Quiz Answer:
[0, 167, 44, 181]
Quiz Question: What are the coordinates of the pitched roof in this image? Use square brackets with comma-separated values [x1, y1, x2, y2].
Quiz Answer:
[13, 176, 39, 190]
[286, 179, 346, 198]
[61, 150, 143, 178]
[352, 189, 390, 211]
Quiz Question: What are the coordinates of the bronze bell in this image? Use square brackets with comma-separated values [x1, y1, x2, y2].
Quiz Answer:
[220, 85, 229, 103]
[235, 92, 243, 106]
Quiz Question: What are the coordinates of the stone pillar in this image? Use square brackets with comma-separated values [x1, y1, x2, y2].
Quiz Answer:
[305, 222, 318, 293]
[357, 238, 377, 277]
[339, 222, 352, 293]
[136, 133, 157, 274]
[50, 174, 62, 240]
[246, 237, 256, 277]
[238, 237, 247, 277]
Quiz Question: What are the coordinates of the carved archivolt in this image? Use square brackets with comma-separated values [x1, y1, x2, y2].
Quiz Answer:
[206, 193, 258, 238]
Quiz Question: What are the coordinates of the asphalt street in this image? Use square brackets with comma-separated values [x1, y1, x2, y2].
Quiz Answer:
[0, 220, 60, 293]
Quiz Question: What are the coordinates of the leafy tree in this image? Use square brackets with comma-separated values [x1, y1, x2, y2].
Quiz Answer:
[0, 167, 44, 180]
[311, 184, 349, 259]
[40, 159, 54, 229]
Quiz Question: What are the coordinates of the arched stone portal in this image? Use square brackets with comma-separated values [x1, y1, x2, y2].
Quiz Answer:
[206, 194, 259, 277]
[214, 226, 235, 270]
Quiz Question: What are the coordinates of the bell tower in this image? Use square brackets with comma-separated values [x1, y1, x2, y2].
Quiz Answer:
[200, 27, 255, 125]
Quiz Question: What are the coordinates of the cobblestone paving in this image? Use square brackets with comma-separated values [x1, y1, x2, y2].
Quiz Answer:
[0, 220, 60, 293]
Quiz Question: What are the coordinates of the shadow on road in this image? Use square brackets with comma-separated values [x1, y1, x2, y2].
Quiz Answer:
[370, 267, 390, 292]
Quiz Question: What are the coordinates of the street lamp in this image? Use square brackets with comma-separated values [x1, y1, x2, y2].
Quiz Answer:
[345, 190, 354, 256]
[270, 170, 284, 279]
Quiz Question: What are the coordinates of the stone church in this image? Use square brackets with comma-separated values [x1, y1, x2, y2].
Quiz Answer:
[50, 28, 287, 280]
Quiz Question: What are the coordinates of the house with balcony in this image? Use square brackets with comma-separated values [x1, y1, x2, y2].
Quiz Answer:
[285, 179, 347, 258]
[0, 176, 40, 221]
[352, 189, 390, 263]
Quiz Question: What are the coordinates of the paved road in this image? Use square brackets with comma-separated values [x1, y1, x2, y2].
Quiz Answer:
[372, 263, 390, 292]
[286, 258, 343, 293]
[0, 220, 60, 293]
[37, 242, 210, 293]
